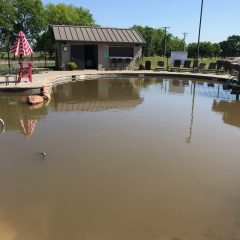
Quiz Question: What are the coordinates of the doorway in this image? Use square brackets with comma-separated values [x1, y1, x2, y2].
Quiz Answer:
[70, 44, 98, 70]
[70, 45, 85, 70]
[85, 45, 98, 69]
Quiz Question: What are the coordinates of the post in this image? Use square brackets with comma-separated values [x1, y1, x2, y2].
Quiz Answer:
[162, 27, 170, 57]
[7, 51, 10, 68]
[182, 32, 188, 51]
[166, 54, 169, 71]
[197, 0, 204, 59]
[45, 52, 47, 67]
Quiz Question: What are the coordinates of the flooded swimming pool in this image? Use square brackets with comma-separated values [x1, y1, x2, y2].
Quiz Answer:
[0, 78, 240, 240]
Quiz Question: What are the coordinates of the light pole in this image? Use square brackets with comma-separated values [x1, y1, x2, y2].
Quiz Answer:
[197, 0, 204, 59]
[182, 32, 188, 51]
[162, 26, 170, 57]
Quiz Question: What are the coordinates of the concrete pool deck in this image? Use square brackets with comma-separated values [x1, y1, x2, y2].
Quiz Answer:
[0, 70, 231, 93]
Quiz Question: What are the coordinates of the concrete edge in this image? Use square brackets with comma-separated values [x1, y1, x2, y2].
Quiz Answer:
[0, 71, 230, 93]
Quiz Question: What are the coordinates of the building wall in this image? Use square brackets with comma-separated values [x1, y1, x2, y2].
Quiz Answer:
[132, 45, 142, 69]
[56, 42, 143, 70]
[98, 44, 109, 70]
[55, 42, 71, 70]
[55, 43, 61, 69]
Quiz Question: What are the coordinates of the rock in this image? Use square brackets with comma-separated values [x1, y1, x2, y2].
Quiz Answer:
[43, 93, 51, 101]
[41, 85, 48, 94]
[41, 85, 51, 101]
[27, 95, 44, 105]
[29, 102, 44, 110]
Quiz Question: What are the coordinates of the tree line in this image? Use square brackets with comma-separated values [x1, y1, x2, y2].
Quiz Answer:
[0, 0, 96, 56]
[0, 0, 239, 58]
[133, 26, 240, 58]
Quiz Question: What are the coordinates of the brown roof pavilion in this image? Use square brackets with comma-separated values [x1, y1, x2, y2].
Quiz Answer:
[52, 25, 146, 44]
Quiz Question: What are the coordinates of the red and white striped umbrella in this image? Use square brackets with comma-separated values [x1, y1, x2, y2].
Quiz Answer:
[10, 31, 33, 56]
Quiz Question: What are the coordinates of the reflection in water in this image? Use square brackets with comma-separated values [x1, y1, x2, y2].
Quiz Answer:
[212, 99, 240, 128]
[19, 119, 38, 139]
[0, 118, 5, 134]
[186, 82, 196, 143]
[0, 94, 48, 138]
[1, 78, 240, 240]
[169, 79, 185, 94]
[52, 79, 143, 112]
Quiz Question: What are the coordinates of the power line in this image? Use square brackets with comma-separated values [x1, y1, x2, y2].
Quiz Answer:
[162, 26, 170, 57]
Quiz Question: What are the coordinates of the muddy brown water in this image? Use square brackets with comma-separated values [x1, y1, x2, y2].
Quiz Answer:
[0, 78, 240, 240]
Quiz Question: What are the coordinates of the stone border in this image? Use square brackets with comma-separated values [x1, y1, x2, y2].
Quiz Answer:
[0, 71, 230, 93]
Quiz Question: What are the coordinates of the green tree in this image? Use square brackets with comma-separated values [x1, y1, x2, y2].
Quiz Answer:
[34, 29, 55, 56]
[45, 3, 95, 26]
[220, 35, 240, 57]
[133, 26, 155, 56]
[0, 0, 15, 50]
[151, 29, 164, 56]
[212, 43, 221, 58]
[132, 25, 183, 57]
[187, 42, 198, 58]
[187, 42, 215, 58]
[0, 0, 46, 51]
[168, 36, 183, 52]
[199, 42, 214, 58]
[35, 3, 96, 55]
[13, 0, 46, 43]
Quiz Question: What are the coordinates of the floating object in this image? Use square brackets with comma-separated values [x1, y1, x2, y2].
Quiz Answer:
[39, 152, 46, 160]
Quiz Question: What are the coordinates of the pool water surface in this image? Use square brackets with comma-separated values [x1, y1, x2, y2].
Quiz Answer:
[0, 78, 240, 240]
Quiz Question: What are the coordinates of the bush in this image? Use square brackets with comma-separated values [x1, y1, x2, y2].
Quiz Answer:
[138, 64, 145, 70]
[65, 61, 77, 70]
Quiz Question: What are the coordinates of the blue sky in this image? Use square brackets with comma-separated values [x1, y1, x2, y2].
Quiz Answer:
[43, 0, 239, 43]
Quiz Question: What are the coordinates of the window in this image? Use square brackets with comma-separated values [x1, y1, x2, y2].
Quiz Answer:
[109, 46, 133, 58]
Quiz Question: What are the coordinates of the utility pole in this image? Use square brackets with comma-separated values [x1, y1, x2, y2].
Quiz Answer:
[182, 32, 188, 51]
[162, 26, 170, 57]
[197, 0, 204, 59]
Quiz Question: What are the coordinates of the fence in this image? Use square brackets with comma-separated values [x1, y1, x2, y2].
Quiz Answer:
[0, 49, 55, 75]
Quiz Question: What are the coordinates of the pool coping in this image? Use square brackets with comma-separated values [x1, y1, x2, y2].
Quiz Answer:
[0, 70, 230, 93]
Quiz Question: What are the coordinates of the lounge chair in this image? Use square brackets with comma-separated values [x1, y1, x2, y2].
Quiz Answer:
[192, 59, 199, 72]
[180, 60, 191, 72]
[207, 83, 215, 87]
[216, 60, 226, 75]
[193, 63, 206, 73]
[145, 60, 151, 70]
[170, 60, 181, 72]
[204, 62, 217, 73]
[3, 61, 19, 85]
[155, 61, 165, 71]
[110, 58, 117, 70]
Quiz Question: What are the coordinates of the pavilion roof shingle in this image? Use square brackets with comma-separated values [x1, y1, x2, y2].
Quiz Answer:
[52, 25, 146, 44]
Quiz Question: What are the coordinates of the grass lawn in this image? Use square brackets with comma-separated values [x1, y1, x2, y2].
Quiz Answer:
[141, 56, 223, 70]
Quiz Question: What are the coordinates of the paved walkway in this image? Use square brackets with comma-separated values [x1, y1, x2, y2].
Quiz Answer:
[0, 70, 231, 92]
